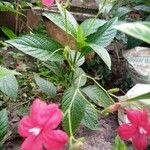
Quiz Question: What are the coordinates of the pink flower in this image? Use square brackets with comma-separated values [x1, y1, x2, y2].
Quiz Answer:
[42, 0, 64, 7]
[18, 98, 68, 150]
[118, 109, 150, 150]
[42, 0, 55, 7]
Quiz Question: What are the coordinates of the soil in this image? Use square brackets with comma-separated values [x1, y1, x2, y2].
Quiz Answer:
[4, 139, 22, 150]
[77, 113, 118, 150]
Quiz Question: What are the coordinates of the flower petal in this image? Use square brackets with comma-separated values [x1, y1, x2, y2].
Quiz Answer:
[18, 116, 34, 137]
[43, 104, 62, 130]
[30, 99, 62, 129]
[132, 132, 148, 150]
[21, 135, 42, 150]
[126, 109, 148, 126]
[139, 109, 149, 126]
[146, 124, 150, 136]
[42, 0, 54, 6]
[30, 98, 47, 126]
[42, 130, 68, 150]
[118, 124, 137, 140]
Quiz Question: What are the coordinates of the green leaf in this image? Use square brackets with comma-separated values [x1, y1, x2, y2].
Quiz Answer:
[114, 22, 150, 44]
[127, 35, 143, 48]
[0, 66, 21, 79]
[134, 5, 150, 13]
[108, 88, 120, 94]
[144, 0, 150, 6]
[82, 85, 114, 108]
[73, 68, 87, 87]
[99, 2, 113, 16]
[0, 2, 25, 16]
[80, 46, 93, 57]
[6, 34, 64, 62]
[0, 101, 2, 107]
[62, 86, 86, 134]
[19, 1, 33, 9]
[34, 75, 56, 98]
[0, 109, 8, 143]
[80, 19, 106, 37]
[87, 17, 118, 47]
[43, 13, 68, 34]
[82, 105, 99, 130]
[44, 62, 66, 79]
[57, 2, 78, 36]
[70, 51, 85, 67]
[43, 3, 78, 38]
[89, 44, 111, 69]
[114, 7, 132, 18]
[1, 27, 16, 39]
[76, 26, 88, 48]
[126, 92, 150, 102]
[17, 106, 29, 116]
[0, 75, 18, 99]
[45, 62, 63, 76]
[112, 136, 128, 150]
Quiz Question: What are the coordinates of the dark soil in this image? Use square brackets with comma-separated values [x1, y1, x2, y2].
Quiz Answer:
[4, 139, 22, 150]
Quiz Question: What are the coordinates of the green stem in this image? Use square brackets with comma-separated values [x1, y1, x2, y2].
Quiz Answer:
[49, 48, 64, 58]
[72, 42, 82, 80]
[85, 75, 115, 104]
[65, 0, 71, 8]
[65, 74, 84, 147]
[68, 110, 73, 147]
[73, 50, 78, 65]
[66, 57, 74, 71]
[109, 93, 119, 100]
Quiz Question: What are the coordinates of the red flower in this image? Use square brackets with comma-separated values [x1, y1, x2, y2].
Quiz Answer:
[18, 98, 68, 150]
[118, 109, 150, 150]
[42, 0, 64, 7]
[42, 0, 55, 7]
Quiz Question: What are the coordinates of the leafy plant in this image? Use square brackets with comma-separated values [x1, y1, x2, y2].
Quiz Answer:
[6, 1, 119, 147]
[34, 74, 56, 98]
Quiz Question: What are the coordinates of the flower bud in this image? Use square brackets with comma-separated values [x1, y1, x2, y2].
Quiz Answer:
[109, 102, 121, 113]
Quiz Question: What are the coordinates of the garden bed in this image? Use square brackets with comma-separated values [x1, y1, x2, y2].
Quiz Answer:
[0, 0, 150, 150]
[2, 46, 126, 150]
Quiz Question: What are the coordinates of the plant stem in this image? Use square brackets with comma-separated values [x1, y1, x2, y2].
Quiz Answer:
[63, 75, 84, 148]
[85, 75, 115, 104]
[68, 110, 73, 147]
[109, 93, 119, 100]
[15, 0, 19, 34]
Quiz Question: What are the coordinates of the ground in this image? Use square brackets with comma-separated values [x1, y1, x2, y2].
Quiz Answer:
[2, 46, 127, 150]
[77, 114, 118, 150]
